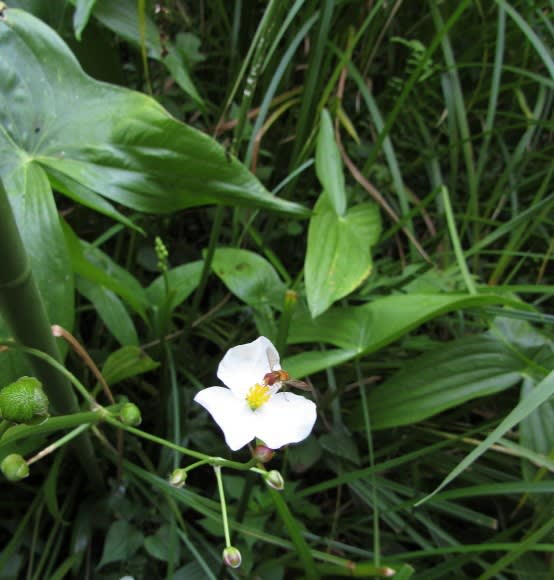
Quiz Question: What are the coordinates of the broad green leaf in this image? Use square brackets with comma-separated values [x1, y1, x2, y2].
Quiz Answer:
[360, 334, 525, 430]
[76, 278, 139, 346]
[305, 196, 380, 317]
[101, 346, 159, 386]
[63, 222, 148, 320]
[316, 109, 346, 216]
[211, 248, 286, 310]
[284, 348, 358, 378]
[146, 261, 204, 313]
[290, 293, 521, 352]
[97, 520, 144, 568]
[284, 293, 522, 376]
[417, 370, 554, 504]
[0, 8, 307, 220]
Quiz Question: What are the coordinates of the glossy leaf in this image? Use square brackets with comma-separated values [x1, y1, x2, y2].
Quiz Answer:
[290, 293, 520, 351]
[76, 278, 139, 346]
[211, 248, 286, 310]
[360, 334, 525, 430]
[0, 8, 308, 219]
[316, 109, 346, 216]
[305, 196, 381, 317]
[63, 222, 148, 320]
[101, 346, 159, 386]
[284, 293, 522, 376]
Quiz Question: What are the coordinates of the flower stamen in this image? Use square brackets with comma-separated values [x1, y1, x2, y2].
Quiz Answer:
[246, 383, 271, 410]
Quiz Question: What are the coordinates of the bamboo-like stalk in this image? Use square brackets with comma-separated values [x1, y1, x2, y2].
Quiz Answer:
[0, 179, 101, 485]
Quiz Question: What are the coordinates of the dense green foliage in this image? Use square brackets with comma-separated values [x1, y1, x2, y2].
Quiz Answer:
[0, 1, 552, 578]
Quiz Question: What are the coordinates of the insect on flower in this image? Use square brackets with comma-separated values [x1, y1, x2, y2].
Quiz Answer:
[262, 346, 312, 391]
[194, 337, 317, 451]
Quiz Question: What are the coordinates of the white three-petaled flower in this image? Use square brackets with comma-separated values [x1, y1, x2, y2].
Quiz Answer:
[194, 337, 317, 451]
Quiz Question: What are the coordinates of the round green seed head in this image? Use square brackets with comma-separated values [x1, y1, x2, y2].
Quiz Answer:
[0, 376, 49, 424]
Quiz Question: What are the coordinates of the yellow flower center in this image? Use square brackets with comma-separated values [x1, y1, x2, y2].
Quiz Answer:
[245, 383, 271, 410]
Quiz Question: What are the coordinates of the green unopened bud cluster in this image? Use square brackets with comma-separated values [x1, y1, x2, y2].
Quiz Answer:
[1, 454, 29, 481]
[154, 236, 169, 272]
[0, 376, 49, 424]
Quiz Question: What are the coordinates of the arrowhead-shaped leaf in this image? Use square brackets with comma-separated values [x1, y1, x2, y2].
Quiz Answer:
[304, 196, 381, 318]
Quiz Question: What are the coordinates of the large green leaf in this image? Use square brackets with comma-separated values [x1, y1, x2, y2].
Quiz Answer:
[76, 278, 139, 346]
[63, 223, 148, 320]
[145, 261, 204, 314]
[304, 196, 381, 317]
[211, 248, 286, 310]
[283, 293, 522, 376]
[359, 334, 525, 430]
[0, 8, 308, 217]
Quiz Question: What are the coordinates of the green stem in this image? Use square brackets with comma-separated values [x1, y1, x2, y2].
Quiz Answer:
[214, 465, 232, 548]
[105, 415, 256, 471]
[0, 180, 101, 486]
[27, 423, 90, 466]
[0, 341, 97, 407]
[355, 359, 380, 567]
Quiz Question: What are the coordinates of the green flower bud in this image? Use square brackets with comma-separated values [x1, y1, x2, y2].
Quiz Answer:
[119, 403, 142, 426]
[265, 470, 285, 491]
[1, 454, 29, 481]
[222, 546, 242, 568]
[169, 468, 187, 488]
[0, 377, 49, 424]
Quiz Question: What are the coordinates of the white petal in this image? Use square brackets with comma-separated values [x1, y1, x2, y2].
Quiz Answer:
[217, 336, 280, 397]
[194, 387, 257, 450]
[253, 392, 316, 449]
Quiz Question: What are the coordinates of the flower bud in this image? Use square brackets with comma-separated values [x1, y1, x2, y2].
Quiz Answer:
[222, 546, 242, 568]
[284, 289, 298, 308]
[119, 403, 142, 426]
[1, 453, 29, 481]
[0, 376, 49, 424]
[265, 470, 285, 491]
[252, 445, 274, 463]
[168, 468, 187, 488]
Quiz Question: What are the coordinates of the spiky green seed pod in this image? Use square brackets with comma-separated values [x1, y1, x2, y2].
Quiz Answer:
[1, 454, 29, 481]
[0, 376, 49, 424]
[119, 402, 142, 426]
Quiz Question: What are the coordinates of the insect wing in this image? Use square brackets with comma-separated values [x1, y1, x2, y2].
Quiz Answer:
[284, 379, 313, 392]
[266, 346, 281, 372]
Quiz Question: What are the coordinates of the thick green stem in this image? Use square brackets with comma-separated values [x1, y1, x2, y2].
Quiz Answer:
[0, 180, 101, 486]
